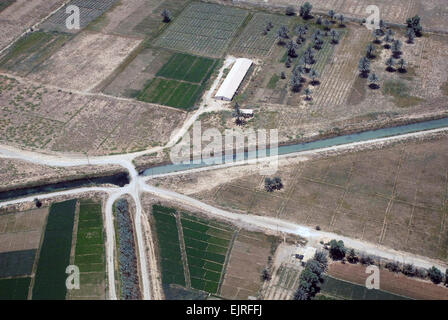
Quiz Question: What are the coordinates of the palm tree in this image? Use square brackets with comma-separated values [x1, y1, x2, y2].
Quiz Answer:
[385, 57, 395, 72]
[383, 33, 393, 49]
[286, 40, 298, 57]
[368, 73, 379, 89]
[397, 58, 406, 72]
[300, 2, 313, 19]
[277, 26, 289, 44]
[316, 16, 322, 25]
[290, 73, 302, 92]
[328, 10, 335, 22]
[366, 43, 375, 59]
[330, 29, 339, 44]
[323, 19, 330, 31]
[304, 88, 312, 100]
[295, 25, 307, 42]
[161, 9, 172, 23]
[309, 69, 319, 85]
[391, 39, 402, 58]
[372, 29, 382, 43]
[406, 28, 415, 44]
[358, 56, 370, 77]
[338, 14, 345, 26]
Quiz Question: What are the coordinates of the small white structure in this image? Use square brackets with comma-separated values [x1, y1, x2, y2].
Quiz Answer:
[240, 108, 254, 118]
[215, 58, 253, 101]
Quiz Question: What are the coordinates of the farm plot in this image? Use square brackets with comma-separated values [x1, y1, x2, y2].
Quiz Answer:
[231, 12, 291, 57]
[40, 0, 119, 33]
[0, 207, 48, 253]
[137, 53, 218, 110]
[220, 230, 275, 299]
[32, 199, 76, 300]
[154, 2, 249, 57]
[69, 200, 106, 300]
[0, 249, 36, 278]
[152, 135, 448, 261]
[152, 204, 186, 287]
[181, 212, 234, 295]
[320, 275, 409, 300]
[0, 75, 186, 155]
[28, 31, 141, 92]
[0, 277, 31, 300]
[0, 0, 65, 50]
[0, 31, 71, 76]
[114, 199, 141, 300]
[328, 262, 448, 300]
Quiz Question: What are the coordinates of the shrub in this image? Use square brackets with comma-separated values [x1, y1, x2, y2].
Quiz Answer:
[428, 266, 443, 284]
[329, 240, 346, 260]
[385, 261, 401, 273]
[402, 263, 416, 277]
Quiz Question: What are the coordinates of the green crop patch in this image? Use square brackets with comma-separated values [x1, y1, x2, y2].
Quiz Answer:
[32, 199, 76, 300]
[0, 277, 31, 300]
[0, 249, 36, 278]
[154, 2, 248, 57]
[152, 205, 186, 287]
[0, 0, 15, 12]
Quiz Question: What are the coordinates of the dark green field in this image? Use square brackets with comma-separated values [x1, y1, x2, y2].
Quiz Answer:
[138, 53, 218, 110]
[0, 249, 36, 278]
[152, 205, 186, 287]
[32, 199, 76, 300]
[0, 0, 15, 13]
[0, 277, 31, 300]
[320, 275, 411, 300]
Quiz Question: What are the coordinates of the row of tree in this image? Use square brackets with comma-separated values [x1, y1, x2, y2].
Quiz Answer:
[293, 250, 328, 300]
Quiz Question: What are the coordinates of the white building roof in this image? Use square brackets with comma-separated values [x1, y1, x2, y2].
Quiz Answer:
[215, 58, 253, 101]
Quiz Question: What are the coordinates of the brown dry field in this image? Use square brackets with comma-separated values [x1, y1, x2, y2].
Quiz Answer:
[0, 0, 65, 50]
[27, 31, 141, 92]
[229, 0, 448, 32]
[0, 158, 124, 192]
[220, 230, 273, 299]
[328, 261, 448, 300]
[152, 135, 448, 262]
[0, 207, 48, 253]
[0, 75, 187, 155]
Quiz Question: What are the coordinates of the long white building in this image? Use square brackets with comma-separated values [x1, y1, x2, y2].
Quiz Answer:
[215, 58, 253, 101]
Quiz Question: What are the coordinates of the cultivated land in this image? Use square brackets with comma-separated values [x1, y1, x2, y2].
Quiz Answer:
[146, 201, 279, 299]
[0, 197, 107, 300]
[151, 134, 448, 262]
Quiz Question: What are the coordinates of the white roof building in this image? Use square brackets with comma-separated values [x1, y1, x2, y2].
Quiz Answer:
[215, 58, 253, 101]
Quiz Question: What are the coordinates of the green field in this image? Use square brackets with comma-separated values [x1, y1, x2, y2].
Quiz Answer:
[70, 200, 106, 299]
[0, 277, 31, 300]
[138, 53, 218, 110]
[156, 53, 216, 83]
[320, 275, 411, 300]
[181, 212, 233, 294]
[32, 199, 76, 300]
[152, 205, 186, 287]
[154, 2, 248, 57]
[0, 31, 71, 75]
[0, 249, 36, 278]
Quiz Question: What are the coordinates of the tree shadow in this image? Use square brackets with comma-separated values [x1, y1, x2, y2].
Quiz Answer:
[386, 66, 396, 73]
[310, 80, 320, 86]
[392, 51, 402, 59]
[398, 68, 407, 74]
[383, 44, 391, 49]
[369, 83, 380, 90]
[359, 71, 369, 78]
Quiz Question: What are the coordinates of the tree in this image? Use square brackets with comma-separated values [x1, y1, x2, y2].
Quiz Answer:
[295, 25, 307, 43]
[305, 260, 324, 279]
[313, 36, 323, 50]
[272, 177, 283, 190]
[383, 33, 393, 49]
[293, 287, 309, 300]
[330, 29, 339, 44]
[33, 198, 42, 208]
[366, 43, 375, 59]
[445, 269, 448, 286]
[347, 249, 358, 264]
[372, 29, 382, 43]
[277, 26, 289, 44]
[391, 39, 402, 58]
[232, 103, 244, 125]
[285, 6, 295, 16]
[428, 266, 443, 284]
[309, 69, 319, 85]
[337, 14, 345, 26]
[406, 28, 415, 44]
[313, 250, 328, 270]
[264, 178, 274, 192]
[266, 21, 273, 31]
[358, 56, 370, 77]
[280, 71, 286, 79]
[323, 19, 331, 31]
[385, 57, 395, 72]
[161, 9, 172, 23]
[328, 10, 336, 22]
[316, 16, 322, 25]
[286, 40, 299, 57]
[385, 261, 401, 273]
[303, 47, 315, 68]
[299, 2, 313, 19]
[368, 73, 379, 89]
[304, 87, 312, 100]
[402, 263, 416, 277]
[406, 15, 423, 37]
[329, 239, 346, 260]
[299, 268, 320, 296]
[290, 73, 302, 92]
[261, 268, 271, 281]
